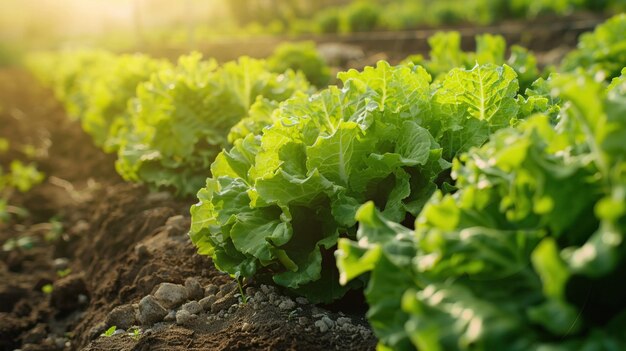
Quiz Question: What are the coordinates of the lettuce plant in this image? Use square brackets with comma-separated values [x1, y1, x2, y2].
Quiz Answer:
[337, 71, 626, 350]
[115, 53, 310, 195]
[562, 13, 626, 81]
[78, 54, 171, 151]
[190, 61, 524, 302]
[404, 31, 540, 91]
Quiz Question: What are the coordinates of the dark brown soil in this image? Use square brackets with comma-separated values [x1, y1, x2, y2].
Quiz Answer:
[0, 69, 377, 351]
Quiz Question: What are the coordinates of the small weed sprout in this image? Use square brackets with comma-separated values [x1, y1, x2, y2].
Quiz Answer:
[57, 268, 72, 278]
[128, 327, 142, 340]
[41, 284, 53, 294]
[102, 326, 117, 337]
[234, 272, 248, 305]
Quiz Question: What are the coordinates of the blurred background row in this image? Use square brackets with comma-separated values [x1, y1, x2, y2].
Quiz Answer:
[1, 0, 625, 63]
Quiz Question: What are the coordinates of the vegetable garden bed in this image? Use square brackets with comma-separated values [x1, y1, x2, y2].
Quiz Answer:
[1, 13, 626, 351]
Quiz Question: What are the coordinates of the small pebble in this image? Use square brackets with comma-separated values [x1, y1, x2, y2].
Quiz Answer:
[336, 317, 351, 327]
[260, 284, 273, 294]
[78, 294, 88, 304]
[53, 257, 69, 271]
[341, 324, 355, 332]
[322, 316, 334, 329]
[314, 320, 329, 333]
[88, 322, 107, 341]
[228, 305, 237, 314]
[182, 301, 202, 315]
[268, 294, 277, 304]
[154, 283, 187, 309]
[138, 295, 168, 325]
[254, 292, 266, 302]
[295, 297, 308, 305]
[112, 329, 126, 336]
[241, 322, 252, 332]
[105, 304, 136, 330]
[199, 295, 217, 311]
[175, 309, 196, 325]
[164, 310, 176, 322]
[204, 284, 218, 296]
[359, 328, 372, 338]
[185, 278, 204, 301]
[298, 317, 309, 326]
[278, 299, 296, 311]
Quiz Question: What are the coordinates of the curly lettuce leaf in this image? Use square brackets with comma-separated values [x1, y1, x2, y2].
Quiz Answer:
[116, 54, 310, 195]
[338, 72, 626, 350]
[191, 62, 522, 302]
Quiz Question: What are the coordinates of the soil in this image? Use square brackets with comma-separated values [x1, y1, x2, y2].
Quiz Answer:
[0, 69, 377, 351]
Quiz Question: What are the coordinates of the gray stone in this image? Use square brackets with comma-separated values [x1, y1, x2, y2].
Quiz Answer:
[336, 317, 351, 327]
[52, 258, 69, 271]
[297, 317, 309, 326]
[182, 300, 202, 315]
[138, 295, 167, 325]
[268, 293, 277, 304]
[278, 299, 296, 311]
[199, 295, 217, 311]
[341, 323, 355, 332]
[88, 322, 107, 340]
[295, 297, 309, 305]
[260, 284, 273, 294]
[314, 319, 329, 333]
[112, 329, 126, 336]
[359, 328, 372, 338]
[78, 294, 88, 304]
[154, 283, 187, 309]
[164, 310, 176, 322]
[105, 304, 136, 330]
[185, 278, 204, 301]
[175, 309, 196, 325]
[204, 284, 218, 297]
[322, 316, 334, 329]
[253, 291, 266, 302]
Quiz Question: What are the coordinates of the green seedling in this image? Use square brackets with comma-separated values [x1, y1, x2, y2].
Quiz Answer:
[234, 272, 248, 305]
[41, 284, 53, 294]
[128, 327, 142, 340]
[102, 326, 117, 337]
[57, 268, 71, 278]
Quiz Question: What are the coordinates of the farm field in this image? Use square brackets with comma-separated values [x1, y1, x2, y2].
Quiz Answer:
[1, 2, 626, 351]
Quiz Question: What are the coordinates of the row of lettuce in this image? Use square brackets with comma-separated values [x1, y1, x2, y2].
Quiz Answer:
[28, 14, 626, 351]
[178, 0, 626, 40]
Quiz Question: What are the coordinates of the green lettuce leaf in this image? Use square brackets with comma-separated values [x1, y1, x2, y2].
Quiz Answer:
[191, 62, 522, 302]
